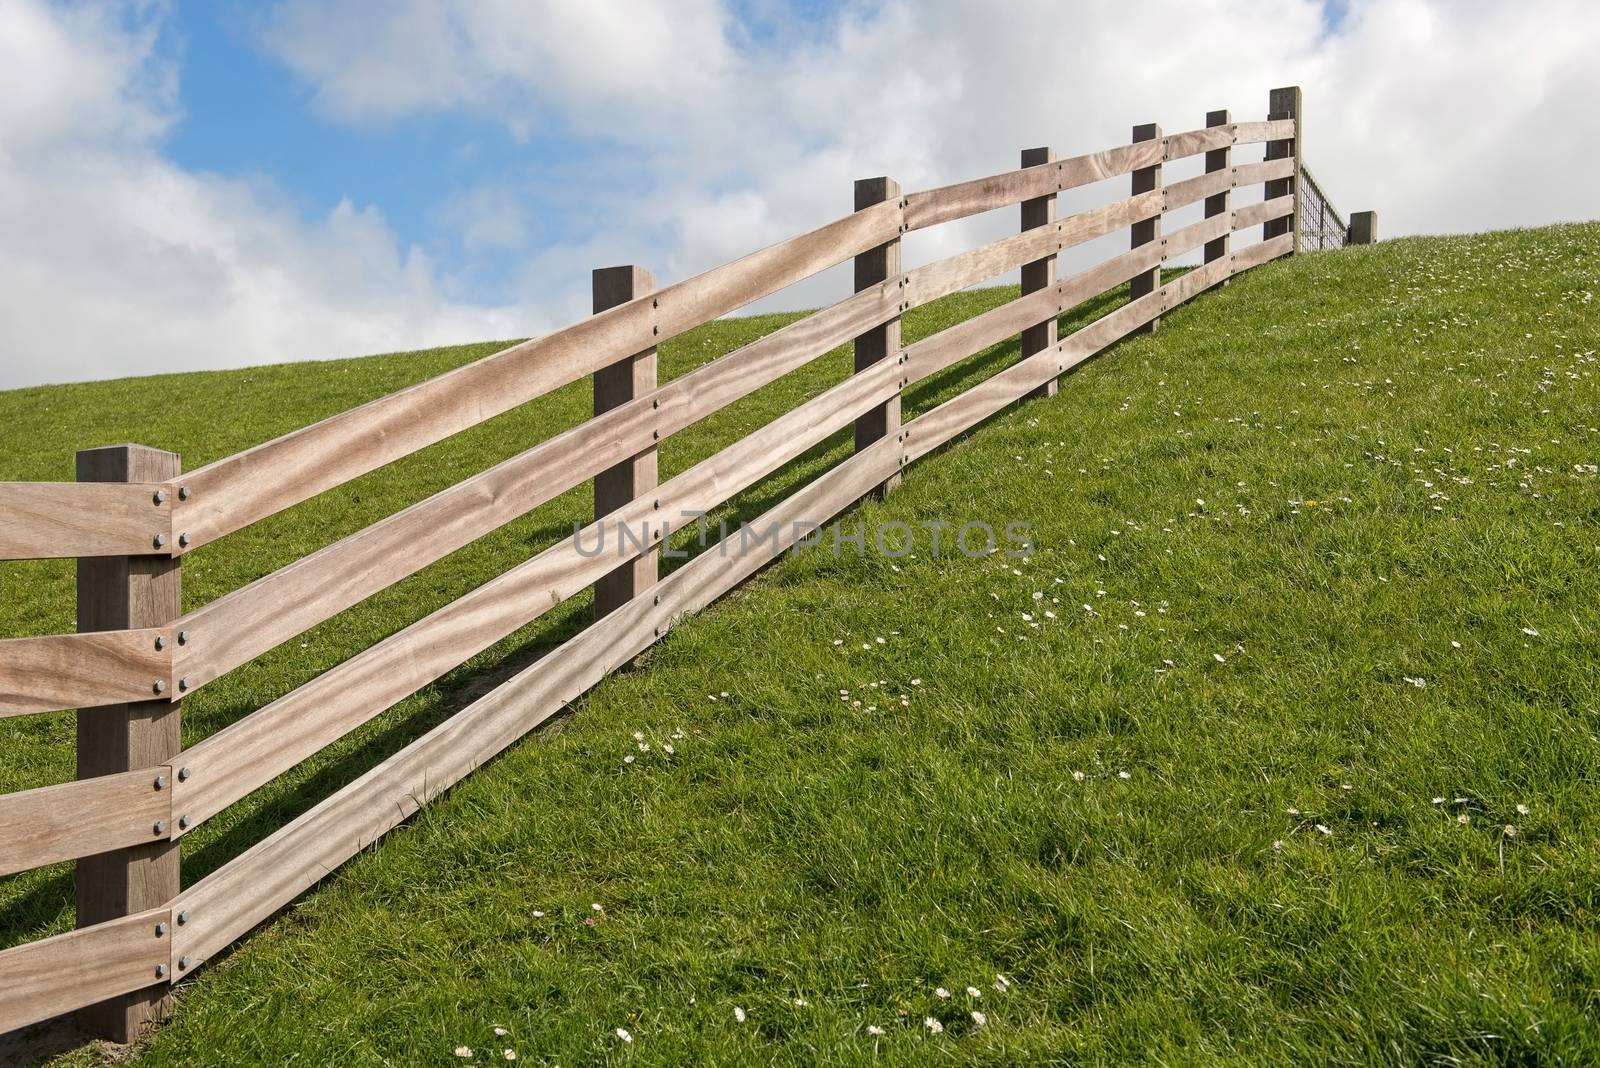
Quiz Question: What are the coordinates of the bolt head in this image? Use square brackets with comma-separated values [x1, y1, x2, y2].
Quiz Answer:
[178, 815, 190, 830]
[178, 677, 190, 692]
[177, 485, 190, 500]
[178, 767, 190, 781]
[153, 820, 166, 835]
[156, 964, 168, 978]
[155, 922, 167, 937]
[152, 679, 166, 695]
[153, 533, 166, 549]
[153, 490, 166, 505]
[177, 910, 190, 925]
[178, 630, 189, 645]
[154, 775, 166, 790]
[178, 532, 190, 548]
[179, 956, 192, 970]
[154, 635, 166, 651]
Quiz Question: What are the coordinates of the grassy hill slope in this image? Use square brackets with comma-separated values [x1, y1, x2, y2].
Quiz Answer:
[4, 224, 1600, 1065]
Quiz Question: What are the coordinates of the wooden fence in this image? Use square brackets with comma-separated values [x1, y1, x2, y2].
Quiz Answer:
[0, 87, 1371, 1041]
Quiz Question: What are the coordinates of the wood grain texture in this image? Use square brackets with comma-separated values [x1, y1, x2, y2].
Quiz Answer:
[1233, 194, 1295, 229]
[902, 189, 1161, 308]
[168, 355, 903, 834]
[592, 266, 659, 620]
[160, 195, 1295, 994]
[1231, 119, 1295, 144]
[902, 242, 1161, 389]
[74, 443, 181, 1043]
[904, 139, 1162, 231]
[853, 177, 903, 497]
[1163, 167, 1234, 213]
[171, 274, 901, 694]
[0, 482, 169, 561]
[1204, 110, 1232, 270]
[1233, 157, 1295, 188]
[0, 629, 171, 718]
[0, 907, 170, 1036]
[1162, 125, 1233, 161]
[170, 201, 901, 551]
[170, 435, 906, 973]
[0, 768, 171, 877]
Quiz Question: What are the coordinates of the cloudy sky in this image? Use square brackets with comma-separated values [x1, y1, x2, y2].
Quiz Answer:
[0, 0, 1596, 391]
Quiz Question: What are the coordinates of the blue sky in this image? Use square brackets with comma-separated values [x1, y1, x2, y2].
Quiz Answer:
[0, 0, 1594, 389]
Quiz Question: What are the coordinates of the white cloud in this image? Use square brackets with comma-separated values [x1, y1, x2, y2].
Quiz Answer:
[2, 0, 1596, 390]
[0, 0, 524, 390]
[259, 0, 1600, 321]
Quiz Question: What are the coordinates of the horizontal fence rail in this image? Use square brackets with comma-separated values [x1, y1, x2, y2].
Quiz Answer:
[0, 87, 1369, 1041]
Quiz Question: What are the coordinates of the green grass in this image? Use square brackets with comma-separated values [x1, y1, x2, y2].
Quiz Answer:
[3, 224, 1600, 1065]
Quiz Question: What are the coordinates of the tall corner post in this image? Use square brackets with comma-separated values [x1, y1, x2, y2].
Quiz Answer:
[1348, 210, 1378, 245]
[1129, 122, 1163, 333]
[1204, 109, 1232, 283]
[1020, 147, 1059, 399]
[592, 266, 659, 620]
[1265, 85, 1302, 252]
[853, 176, 903, 498]
[75, 444, 181, 1043]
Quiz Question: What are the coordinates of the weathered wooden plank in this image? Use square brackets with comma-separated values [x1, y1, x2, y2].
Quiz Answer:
[0, 482, 170, 561]
[0, 629, 171, 718]
[74, 443, 181, 1043]
[1163, 125, 1233, 161]
[170, 201, 901, 552]
[1162, 212, 1233, 263]
[1231, 231, 1295, 272]
[902, 189, 1161, 307]
[1233, 194, 1295, 230]
[170, 434, 906, 972]
[1232, 118, 1295, 145]
[171, 278, 901, 694]
[904, 139, 1162, 231]
[592, 266, 659, 620]
[905, 288, 1164, 464]
[0, 768, 171, 877]
[1233, 157, 1295, 188]
[168, 356, 903, 833]
[902, 241, 1161, 388]
[0, 906, 171, 1035]
[1164, 166, 1233, 214]
[157, 197, 1297, 987]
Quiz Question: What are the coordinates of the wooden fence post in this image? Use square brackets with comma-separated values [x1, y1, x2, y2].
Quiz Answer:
[853, 176, 902, 497]
[1348, 210, 1378, 245]
[1020, 147, 1058, 399]
[1204, 109, 1231, 282]
[1265, 85, 1302, 252]
[1129, 122, 1162, 333]
[592, 266, 659, 619]
[75, 444, 180, 1043]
